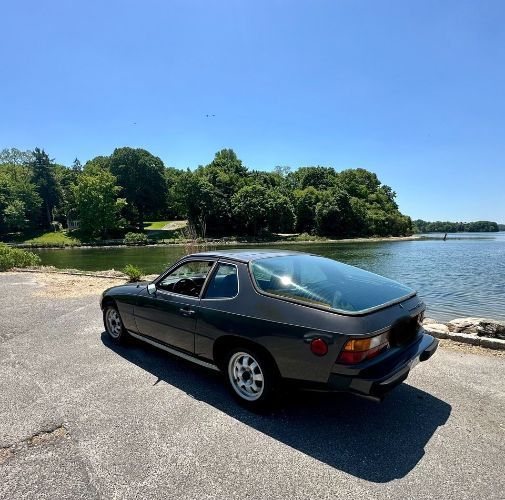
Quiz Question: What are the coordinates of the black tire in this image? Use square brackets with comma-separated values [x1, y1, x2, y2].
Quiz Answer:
[224, 346, 279, 412]
[103, 303, 129, 344]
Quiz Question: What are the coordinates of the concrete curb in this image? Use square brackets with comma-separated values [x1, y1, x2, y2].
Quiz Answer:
[426, 328, 505, 350]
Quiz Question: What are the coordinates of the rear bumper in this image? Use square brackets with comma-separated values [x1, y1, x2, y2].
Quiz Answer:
[327, 334, 439, 400]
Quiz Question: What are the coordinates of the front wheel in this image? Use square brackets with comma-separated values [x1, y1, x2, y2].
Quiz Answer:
[103, 304, 129, 344]
[226, 348, 278, 412]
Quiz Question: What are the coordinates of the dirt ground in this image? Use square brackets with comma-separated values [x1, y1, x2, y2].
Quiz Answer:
[437, 338, 505, 357]
[5, 271, 126, 299]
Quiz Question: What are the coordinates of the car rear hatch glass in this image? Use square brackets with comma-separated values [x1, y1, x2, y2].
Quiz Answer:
[250, 254, 416, 315]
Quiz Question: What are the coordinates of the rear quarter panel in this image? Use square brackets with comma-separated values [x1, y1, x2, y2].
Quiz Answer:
[196, 263, 424, 383]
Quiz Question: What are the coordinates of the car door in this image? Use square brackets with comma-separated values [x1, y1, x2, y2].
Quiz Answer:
[134, 259, 216, 353]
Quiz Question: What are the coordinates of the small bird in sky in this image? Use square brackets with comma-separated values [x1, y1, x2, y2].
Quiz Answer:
[205, 114, 215, 118]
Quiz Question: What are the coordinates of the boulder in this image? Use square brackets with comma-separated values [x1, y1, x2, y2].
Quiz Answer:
[422, 317, 437, 325]
[446, 317, 505, 340]
[476, 320, 505, 340]
[447, 318, 484, 334]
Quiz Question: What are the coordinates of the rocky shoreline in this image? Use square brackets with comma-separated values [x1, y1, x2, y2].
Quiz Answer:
[423, 317, 505, 350]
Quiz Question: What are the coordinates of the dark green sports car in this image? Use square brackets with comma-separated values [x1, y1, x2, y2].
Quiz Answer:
[101, 250, 438, 410]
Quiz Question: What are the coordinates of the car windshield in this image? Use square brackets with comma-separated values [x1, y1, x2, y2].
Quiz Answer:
[250, 254, 415, 314]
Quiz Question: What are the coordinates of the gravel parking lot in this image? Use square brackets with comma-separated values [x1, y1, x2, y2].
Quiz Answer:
[1, 272, 504, 499]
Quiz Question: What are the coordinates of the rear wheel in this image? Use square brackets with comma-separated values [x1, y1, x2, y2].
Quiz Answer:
[225, 347, 278, 412]
[103, 304, 129, 344]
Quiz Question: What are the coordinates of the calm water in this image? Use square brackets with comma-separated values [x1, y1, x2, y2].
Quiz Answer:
[32, 233, 505, 322]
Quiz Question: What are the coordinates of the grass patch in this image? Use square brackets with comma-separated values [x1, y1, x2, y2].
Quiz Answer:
[145, 220, 187, 230]
[144, 221, 171, 230]
[145, 220, 188, 242]
[24, 231, 80, 246]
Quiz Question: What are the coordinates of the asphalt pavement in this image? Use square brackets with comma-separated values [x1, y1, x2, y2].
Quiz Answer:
[0, 272, 504, 499]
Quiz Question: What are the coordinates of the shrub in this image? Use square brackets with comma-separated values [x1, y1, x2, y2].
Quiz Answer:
[124, 232, 148, 245]
[293, 232, 327, 242]
[123, 264, 143, 282]
[0, 243, 41, 271]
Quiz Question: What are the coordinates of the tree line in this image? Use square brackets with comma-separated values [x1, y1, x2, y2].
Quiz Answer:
[413, 220, 499, 233]
[1, 146, 416, 240]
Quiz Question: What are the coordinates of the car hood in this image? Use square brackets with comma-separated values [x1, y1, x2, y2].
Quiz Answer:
[103, 282, 148, 296]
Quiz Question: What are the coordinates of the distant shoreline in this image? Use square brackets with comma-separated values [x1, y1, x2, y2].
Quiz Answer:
[8, 234, 421, 250]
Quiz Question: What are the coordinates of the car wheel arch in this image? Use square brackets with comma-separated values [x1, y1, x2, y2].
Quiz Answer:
[101, 296, 116, 310]
[213, 335, 280, 377]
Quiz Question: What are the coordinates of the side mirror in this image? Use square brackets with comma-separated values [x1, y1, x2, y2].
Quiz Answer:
[147, 283, 157, 295]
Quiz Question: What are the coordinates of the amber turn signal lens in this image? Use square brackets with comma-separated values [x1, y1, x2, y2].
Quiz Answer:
[343, 338, 374, 352]
[337, 333, 389, 364]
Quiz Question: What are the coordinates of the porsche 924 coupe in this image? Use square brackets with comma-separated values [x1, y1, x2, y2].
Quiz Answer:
[101, 250, 438, 410]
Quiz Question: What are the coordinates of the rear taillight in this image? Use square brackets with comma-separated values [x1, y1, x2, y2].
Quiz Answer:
[337, 332, 389, 364]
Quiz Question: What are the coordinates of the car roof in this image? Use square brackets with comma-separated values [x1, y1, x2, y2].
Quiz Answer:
[187, 248, 307, 263]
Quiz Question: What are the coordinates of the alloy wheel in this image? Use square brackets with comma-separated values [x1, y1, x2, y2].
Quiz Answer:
[105, 308, 122, 339]
[228, 351, 265, 401]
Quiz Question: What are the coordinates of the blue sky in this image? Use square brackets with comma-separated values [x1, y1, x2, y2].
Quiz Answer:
[1, 0, 504, 222]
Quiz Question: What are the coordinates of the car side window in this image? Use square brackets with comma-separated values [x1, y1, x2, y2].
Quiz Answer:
[157, 260, 214, 297]
[203, 263, 238, 299]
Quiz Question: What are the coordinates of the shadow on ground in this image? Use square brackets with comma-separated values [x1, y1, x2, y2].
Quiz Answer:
[101, 332, 451, 483]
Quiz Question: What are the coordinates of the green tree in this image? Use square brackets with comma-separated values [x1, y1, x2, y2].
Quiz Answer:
[289, 166, 337, 190]
[29, 148, 61, 228]
[0, 164, 41, 234]
[181, 174, 218, 236]
[413, 219, 498, 233]
[293, 187, 321, 233]
[206, 148, 248, 178]
[71, 158, 82, 172]
[3, 200, 27, 230]
[73, 170, 126, 238]
[0, 148, 33, 165]
[109, 147, 167, 230]
[84, 155, 111, 174]
[189, 149, 249, 234]
[231, 184, 270, 235]
[249, 170, 283, 190]
[53, 164, 80, 226]
[315, 189, 354, 236]
[231, 185, 295, 235]
[266, 189, 295, 233]
[165, 167, 188, 220]
[338, 168, 382, 199]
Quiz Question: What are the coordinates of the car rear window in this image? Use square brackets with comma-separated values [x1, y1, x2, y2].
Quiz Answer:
[250, 255, 415, 314]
